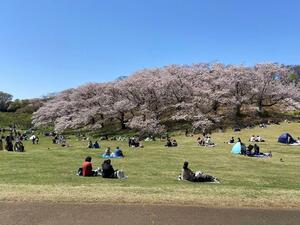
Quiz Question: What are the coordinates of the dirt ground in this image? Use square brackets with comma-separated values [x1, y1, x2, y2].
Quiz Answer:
[0, 202, 299, 225]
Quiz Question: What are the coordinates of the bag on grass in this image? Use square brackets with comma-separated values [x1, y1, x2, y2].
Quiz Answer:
[77, 167, 83, 176]
[116, 170, 127, 179]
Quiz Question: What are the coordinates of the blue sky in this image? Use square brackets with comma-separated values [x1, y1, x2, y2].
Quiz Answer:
[0, 0, 299, 99]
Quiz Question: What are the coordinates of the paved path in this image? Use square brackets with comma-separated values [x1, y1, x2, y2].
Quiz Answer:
[0, 202, 299, 225]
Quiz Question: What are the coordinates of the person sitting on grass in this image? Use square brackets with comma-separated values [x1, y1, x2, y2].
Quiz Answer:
[172, 139, 178, 147]
[82, 156, 98, 177]
[165, 138, 172, 147]
[246, 144, 254, 156]
[253, 144, 260, 155]
[249, 135, 256, 142]
[87, 141, 93, 148]
[102, 159, 117, 178]
[228, 137, 235, 144]
[93, 141, 100, 149]
[129, 137, 140, 147]
[245, 144, 271, 157]
[113, 146, 124, 157]
[179, 161, 220, 183]
[14, 141, 25, 152]
[197, 137, 205, 146]
[104, 147, 112, 156]
[204, 136, 215, 147]
[256, 135, 265, 142]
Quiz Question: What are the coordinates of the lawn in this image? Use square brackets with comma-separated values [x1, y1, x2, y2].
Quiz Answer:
[0, 122, 299, 208]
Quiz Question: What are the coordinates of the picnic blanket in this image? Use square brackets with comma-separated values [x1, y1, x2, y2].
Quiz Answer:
[100, 153, 124, 159]
[253, 153, 272, 158]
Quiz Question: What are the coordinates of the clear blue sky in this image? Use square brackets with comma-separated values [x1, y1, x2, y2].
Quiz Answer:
[0, 0, 299, 99]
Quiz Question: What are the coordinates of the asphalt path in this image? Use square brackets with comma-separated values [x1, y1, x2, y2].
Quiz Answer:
[0, 202, 299, 225]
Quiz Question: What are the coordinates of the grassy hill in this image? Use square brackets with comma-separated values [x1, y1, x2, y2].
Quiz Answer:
[0, 112, 32, 129]
[0, 122, 300, 208]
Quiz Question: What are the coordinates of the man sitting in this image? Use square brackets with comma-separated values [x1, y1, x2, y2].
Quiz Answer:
[93, 141, 100, 149]
[113, 147, 124, 157]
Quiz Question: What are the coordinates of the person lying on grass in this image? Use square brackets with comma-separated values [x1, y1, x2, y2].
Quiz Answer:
[178, 161, 220, 183]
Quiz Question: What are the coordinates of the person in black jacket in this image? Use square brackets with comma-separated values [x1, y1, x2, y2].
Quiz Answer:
[101, 159, 117, 178]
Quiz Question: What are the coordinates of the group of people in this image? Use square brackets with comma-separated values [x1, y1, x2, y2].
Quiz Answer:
[103, 146, 124, 158]
[197, 136, 215, 147]
[79, 156, 126, 179]
[165, 138, 178, 147]
[87, 141, 100, 149]
[0, 133, 25, 152]
[128, 137, 141, 147]
[249, 135, 265, 142]
[79, 157, 219, 183]
[52, 135, 68, 146]
[236, 138, 270, 157]
[30, 134, 39, 144]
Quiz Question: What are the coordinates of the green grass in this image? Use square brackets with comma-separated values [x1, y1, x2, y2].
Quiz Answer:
[0, 122, 300, 208]
[0, 112, 32, 129]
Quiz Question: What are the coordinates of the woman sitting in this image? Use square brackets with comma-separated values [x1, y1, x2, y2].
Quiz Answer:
[87, 141, 93, 148]
[82, 156, 98, 177]
[102, 159, 117, 178]
[104, 147, 112, 156]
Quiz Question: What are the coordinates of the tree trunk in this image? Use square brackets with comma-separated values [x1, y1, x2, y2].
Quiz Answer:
[257, 100, 264, 113]
[235, 103, 241, 117]
[119, 112, 126, 129]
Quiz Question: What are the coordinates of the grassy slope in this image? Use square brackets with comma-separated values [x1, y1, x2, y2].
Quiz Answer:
[0, 122, 299, 208]
[0, 112, 32, 129]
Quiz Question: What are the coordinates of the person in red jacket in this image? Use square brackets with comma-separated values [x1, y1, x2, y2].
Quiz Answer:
[82, 156, 97, 177]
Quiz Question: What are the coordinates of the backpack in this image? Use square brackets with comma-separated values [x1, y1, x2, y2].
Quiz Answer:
[77, 167, 83, 176]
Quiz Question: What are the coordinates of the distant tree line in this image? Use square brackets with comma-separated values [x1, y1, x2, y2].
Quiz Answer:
[0, 91, 45, 114]
[32, 63, 300, 134]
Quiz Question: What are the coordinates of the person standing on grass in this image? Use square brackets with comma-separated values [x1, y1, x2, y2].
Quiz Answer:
[5, 133, 14, 151]
[0, 138, 3, 150]
[82, 156, 98, 177]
